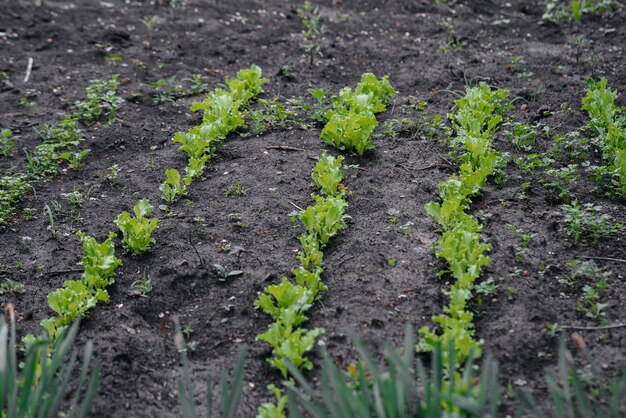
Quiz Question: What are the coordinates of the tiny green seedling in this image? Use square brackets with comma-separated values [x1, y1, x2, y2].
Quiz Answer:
[246, 98, 302, 135]
[22, 208, 36, 221]
[308, 88, 332, 124]
[129, 271, 153, 297]
[224, 181, 248, 197]
[140, 15, 159, 31]
[104, 164, 121, 186]
[387, 208, 400, 224]
[74, 75, 123, 125]
[508, 55, 533, 80]
[475, 278, 499, 296]
[0, 129, 14, 157]
[62, 187, 90, 223]
[296, 1, 327, 65]
[43, 204, 56, 239]
[560, 201, 622, 246]
[184, 74, 209, 95]
[507, 286, 518, 301]
[507, 224, 536, 248]
[505, 122, 537, 152]
[57, 149, 91, 170]
[541, 165, 579, 204]
[213, 264, 243, 282]
[182, 324, 199, 351]
[215, 239, 232, 253]
[228, 212, 249, 228]
[397, 221, 413, 236]
[0, 279, 25, 295]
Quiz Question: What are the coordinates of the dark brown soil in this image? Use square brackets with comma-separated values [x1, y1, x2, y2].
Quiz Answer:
[1, 0, 626, 416]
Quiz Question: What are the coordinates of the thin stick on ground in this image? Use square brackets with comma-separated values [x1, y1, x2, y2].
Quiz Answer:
[579, 255, 626, 264]
[290, 201, 304, 211]
[265, 145, 305, 152]
[24, 57, 33, 83]
[188, 230, 204, 267]
[559, 323, 626, 331]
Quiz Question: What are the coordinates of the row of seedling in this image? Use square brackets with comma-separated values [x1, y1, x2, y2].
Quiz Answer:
[254, 152, 348, 415]
[35, 199, 159, 343]
[254, 73, 396, 415]
[0, 75, 122, 229]
[420, 83, 510, 374]
[160, 66, 268, 202]
[37, 66, 266, 345]
[581, 77, 626, 199]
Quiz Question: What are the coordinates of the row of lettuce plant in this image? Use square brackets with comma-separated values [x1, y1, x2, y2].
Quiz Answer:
[255, 151, 348, 416]
[419, 83, 510, 375]
[581, 78, 626, 198]
[34, 66, 267, 340]
[0, 75, 122, 229]
[33, 198, 159, 344]
[160, 66, 268, 202]
[254, 73, 396, 417]
[31, 66, 262, 356]
[8, 66, 261, 411]
[34, 67, 263, 345]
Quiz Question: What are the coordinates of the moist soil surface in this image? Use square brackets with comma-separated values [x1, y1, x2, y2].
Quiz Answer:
[2, 0, 626, 416]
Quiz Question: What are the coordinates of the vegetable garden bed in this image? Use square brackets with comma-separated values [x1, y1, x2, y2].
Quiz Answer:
[1, 0, 626, 416]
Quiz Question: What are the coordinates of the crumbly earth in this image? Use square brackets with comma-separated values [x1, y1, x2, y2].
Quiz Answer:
[1, 0, 626, 416]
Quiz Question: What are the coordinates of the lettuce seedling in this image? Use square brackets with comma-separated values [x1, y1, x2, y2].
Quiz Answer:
[312, 151, 344, 196]
[257, 308, 325, 377]
[42, 280, 109, 341]
[192, 90, 244, 133]
[293, 266, 327, 297]
[452, 83, 510, 139]
[353, 72, 397, 110]
[77, 231, 122, 289]
[321, 109, 378, 156]
[173, 124, 222, 160]
[299, 195, 349, 245]
[254, 277, 314, 326]
[160, 168, 185, 203]
[297, 233, 324, 270]
[114, 199, 160, 255]
[226, 64, 268, 103]
[581, 78, 626, 198]
[184, 155, 210, 186]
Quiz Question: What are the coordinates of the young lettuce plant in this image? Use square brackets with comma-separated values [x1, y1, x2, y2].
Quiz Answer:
[42, 281, 109, 341]
[160, 168, 186, 203]
[321, 110, 378, 155]
[42, 231, 121, 341]
[320, 73, 396, 155]
[299, 195, 349, 245]
[78, 230, 122, 288]
[257, 309, 325, 377]
[114, 199, 160, 255]
[312, 151, 344, 196]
